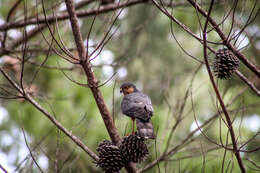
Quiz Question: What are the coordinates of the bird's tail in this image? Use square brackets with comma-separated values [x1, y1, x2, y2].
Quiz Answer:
[136, 118, 155, 139]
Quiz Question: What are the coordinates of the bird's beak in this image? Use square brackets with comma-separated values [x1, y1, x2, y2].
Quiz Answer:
[120, 88, 122, 93]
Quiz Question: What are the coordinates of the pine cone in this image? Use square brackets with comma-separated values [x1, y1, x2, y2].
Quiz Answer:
[96, 140, 125, 173]
[119, 134, 149, 163]
[97, 140, 113, 154]
[212, 48, 240, 79]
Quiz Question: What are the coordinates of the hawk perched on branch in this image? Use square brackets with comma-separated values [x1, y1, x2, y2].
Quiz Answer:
[120, 82, 155, 139]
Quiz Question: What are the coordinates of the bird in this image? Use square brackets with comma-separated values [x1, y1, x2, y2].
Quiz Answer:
[120, 82, 155, 139]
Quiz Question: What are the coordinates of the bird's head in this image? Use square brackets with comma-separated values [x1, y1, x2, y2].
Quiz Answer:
[120, 82, 138, 95]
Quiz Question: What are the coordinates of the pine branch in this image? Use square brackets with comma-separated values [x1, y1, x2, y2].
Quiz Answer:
[64, 0, 137, 172]
[0, 67, 99, 162]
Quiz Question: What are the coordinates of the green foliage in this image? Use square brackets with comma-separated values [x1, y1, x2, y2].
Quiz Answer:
[0, 0, 259, 172]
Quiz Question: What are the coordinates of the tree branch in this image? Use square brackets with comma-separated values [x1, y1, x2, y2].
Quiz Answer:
[65, 0, 121, 145]
[64, 0, 138, 172]
[0, 67, 99, 162]
[0, 0, 105, 57]
[0, 164, 9, 173]
[235, 70, 260, 97]
[187, 0, 260, 78]
[0, 0, 146, 31]
[21, 128, 44, 173]
[202, 1, 246, 172]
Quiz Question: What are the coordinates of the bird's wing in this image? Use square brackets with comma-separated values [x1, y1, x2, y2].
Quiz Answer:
[121, 92, 153, 121]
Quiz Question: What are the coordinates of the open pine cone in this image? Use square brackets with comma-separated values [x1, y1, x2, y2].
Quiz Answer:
[119, 134, 149, 163]
[212, 48, 240, 79]
[96, 140, 125, 173]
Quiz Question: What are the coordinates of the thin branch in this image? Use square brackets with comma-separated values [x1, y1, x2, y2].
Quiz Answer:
[0, 164, 9, 173]
[244, 157, 260, 170]
[232, 1, 259, 45]
[98, 72, 117, 88]
[0, 24, 46, 56]
[55, 128, 61, 173]
[0, 0, 101, 57]
[187, 0, 260, 78]
[112, 79, 117, 123]
[0, 67, 99, 162]
[14, 129, 53, 172]
[65, 0, 120, 144]
[235, 70, 260, 97]
[140, 110, 221, 172]
[202, 1, 246, 172]
[151, 0, 216, 56]
[21, 128, 45, 173]
[64, 0, 137, 172]
[41, 0, 76, 61]
[2, 0, 22, 48]
[0, 0, 146, 31]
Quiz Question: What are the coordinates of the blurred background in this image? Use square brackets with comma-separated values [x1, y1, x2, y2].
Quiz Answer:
[0, 0, 259, 172]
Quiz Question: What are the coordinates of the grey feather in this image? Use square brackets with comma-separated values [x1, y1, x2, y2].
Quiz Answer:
[121, 92, 153, 121]
[121, 91, 155, 139]
[136, 119, 155, 139]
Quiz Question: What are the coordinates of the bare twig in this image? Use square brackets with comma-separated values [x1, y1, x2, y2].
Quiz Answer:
[21, 128, 45, 173]
[0, 0, 102, 57]
[0, 67, 99, 162]
[65, 0, 121, 144]
[14, 129, 53, 172]
[140, 112, 219, 172]
[112, 79, 117, 123]
[64, 1, 138, 172]
[0, 164, 9, 173]
[187, 0, 260, 78]
[235, 70, 260, 97]
[55, 128, 61, 173]
[0, 0, 146, 31]
[244, 157, 260, 170]
[0, 24, 46, 56]
[202, 1, 246, 172]
[2, 0, 22, 48]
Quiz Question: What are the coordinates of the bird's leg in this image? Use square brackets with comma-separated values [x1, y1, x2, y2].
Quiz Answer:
[131, 117, 135, 134]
